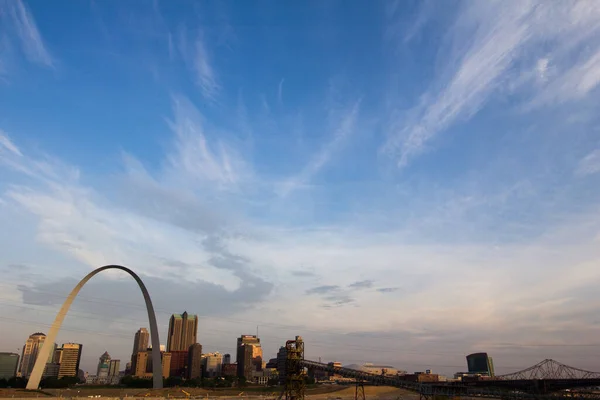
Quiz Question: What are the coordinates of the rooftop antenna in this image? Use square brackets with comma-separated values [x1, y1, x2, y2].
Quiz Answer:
[256, 325, 259, 338]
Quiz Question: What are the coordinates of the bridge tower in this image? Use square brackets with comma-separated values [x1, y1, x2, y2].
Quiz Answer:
[282, 336, 306, 400]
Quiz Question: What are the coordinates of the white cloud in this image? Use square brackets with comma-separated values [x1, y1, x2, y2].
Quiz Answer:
[278, 100, 361, 196]
[576, 148, 600, 176]
[2, 0, 53, 68]
[383, 1, 600, 168]
[0, 130, 22, 156]
[165, 95, 248, 189]
[176, 27, 219, 101]
[192, 38, 219, 100]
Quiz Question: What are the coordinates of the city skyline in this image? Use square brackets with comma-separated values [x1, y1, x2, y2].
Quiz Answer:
[1, 0, 600, 378]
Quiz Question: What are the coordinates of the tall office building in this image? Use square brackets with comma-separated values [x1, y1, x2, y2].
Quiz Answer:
[131, 328, 150, 374]
[237, 344, 255, 380]
[133, 328, 150, 353]
[97, 351, 111, 375]
[108, 359, 120, 377]
[133, 351, 171, 379]
[276, 347, 287, 385]
[466, 353, 495, 377]
[237, 335, 262, 359]
[0, 353, 20, 379]
[58, 343, 82, 378]
[167, 312, 198, 352]
[236, 335, 263, 379]
[223, 354, 231, 365]
[19, 333, 54, 378]
[188, 343, 203, 379]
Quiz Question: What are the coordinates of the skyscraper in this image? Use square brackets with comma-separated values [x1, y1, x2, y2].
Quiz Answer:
[19, 333, 54, 378]
[133, 328, 149, 354]
[0, 353, 19, 379]
[188, 343, 203, 379]
[97, 351, 111, 375]
[131, 328, 149, 373]
[108, 359, 120, 377]
[58, 343, 82, 378]
[223, 354, 231, 365]
[167, 312, 198, 352]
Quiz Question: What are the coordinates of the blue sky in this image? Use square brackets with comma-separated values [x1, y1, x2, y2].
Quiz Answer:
[1, 0, 600, 375]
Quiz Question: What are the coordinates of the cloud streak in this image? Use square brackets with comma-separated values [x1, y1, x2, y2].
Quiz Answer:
[2, 0, 53, 68]
[279, 100, 361, 196]
[383, 1, 600, 168]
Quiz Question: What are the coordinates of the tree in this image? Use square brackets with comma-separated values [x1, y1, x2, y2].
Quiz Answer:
[0, 378, 8, 388]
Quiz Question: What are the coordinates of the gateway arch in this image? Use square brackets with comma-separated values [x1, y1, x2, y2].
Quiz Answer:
[26, 265, 163, 390]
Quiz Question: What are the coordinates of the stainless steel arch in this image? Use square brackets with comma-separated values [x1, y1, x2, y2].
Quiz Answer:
[26, 265, 163, 390]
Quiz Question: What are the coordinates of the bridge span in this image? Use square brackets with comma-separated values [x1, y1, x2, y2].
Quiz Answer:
[281, 336, 600, 400]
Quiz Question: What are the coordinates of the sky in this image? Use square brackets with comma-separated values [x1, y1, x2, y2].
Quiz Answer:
[1, 0, 600, 377]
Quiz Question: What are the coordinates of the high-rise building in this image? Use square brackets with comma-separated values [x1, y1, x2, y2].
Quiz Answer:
[223, 354, 231, 365]
[0, 353, 20, 379]
[97, 351, 111, 376]
[237, 344, 254, 380]
[466, 353, 494, 377]
[133, 328, 150, 354]
[58, 343, 83, 378]
[236, 335, 262, 379]
[108, 359, 120, 377]
[18, 333, 54, 378]
[131, 328, 150, 374]
[167, 312, 198, 352]
[169, 351, 188, 378]
[276, 347, 287, 385]
[133, 352, 149, 378]
[133, 351, 171, 379]
[42, 363, 60, 378]
[188, 343, 203, 379]
[202, 352, 223, 378]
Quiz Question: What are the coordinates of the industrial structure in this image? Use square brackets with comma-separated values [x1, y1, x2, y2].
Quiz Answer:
[279, 336, 600, 400]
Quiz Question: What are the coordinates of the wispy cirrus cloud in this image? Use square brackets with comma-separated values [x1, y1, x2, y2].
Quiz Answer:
[278, 100, 361, 196]
[576, 149, 600, 177]
[177, 28, 219, 101]
[0, 0, 53, 68]
[383, 1, 600, 168]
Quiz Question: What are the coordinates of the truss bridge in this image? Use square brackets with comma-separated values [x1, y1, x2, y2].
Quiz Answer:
[280, 337, 600, 400]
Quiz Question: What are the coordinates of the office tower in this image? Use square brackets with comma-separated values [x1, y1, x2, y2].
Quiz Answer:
[169, 351, 188, 377]
[131, 328, 149, 374]
[237, 344, 254, 380]
[53, 347, 63, 364]
[237, 335, 262, 359]
[108, 359, 120, 376]
[167, 312, 198, 352]
[133, 352, 149, 378]
[188, 343, 203, 379]
[133, 351, 171, 379]
[202, 352, 223, 378]
[58, 343, 83, 378]
[466, 353, 494, 377]
[97, 351, 111, 376]
[223, 354, 231, 365]
[236, 335, 263, 379]
[19, 333, 54, 378]
[161, 352, 172, 379]
[0, 353, 20, 379]
[277, 347, 287, 385]
[42, 363, 60, 378]
[133, 328, 149, 354]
